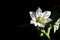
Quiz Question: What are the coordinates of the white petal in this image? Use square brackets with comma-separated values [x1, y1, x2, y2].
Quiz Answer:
[54, 21, 59, 33]
[42, 11, 51, 19]
[44, 18, 52, 23]
[29, 11, 36, 21]
[54, 26, 57, 33]
[57, 18, 60, 24]
[54, 25, 59, 33]
[37, 22, 44, 27]
[36, 7, 42, 18]
[30, 20, 37, 26]
[34, 23, 37, 26]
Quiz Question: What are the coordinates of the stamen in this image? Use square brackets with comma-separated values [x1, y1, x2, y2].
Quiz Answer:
[37, 17, 44, 25]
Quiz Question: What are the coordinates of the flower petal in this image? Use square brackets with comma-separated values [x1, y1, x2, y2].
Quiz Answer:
[54, 26, 57, 33]
[44, 18, 52, 23]
[54, 19, 60, 33]
[57, 18, 60, 24]
[29, 11, 36, 21]
[42, 11, 51, 19]
[37, 22, 44, 27]
[36, 7, 42, 18]
[54, 25, 59, 33]
[30, 20, 37, 26]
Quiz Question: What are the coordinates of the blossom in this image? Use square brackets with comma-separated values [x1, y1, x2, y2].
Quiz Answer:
[29, 7, 52, 27]
[54, 18, 60, 33]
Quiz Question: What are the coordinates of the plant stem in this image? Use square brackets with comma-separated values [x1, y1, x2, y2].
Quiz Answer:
[41, 27, 52, 40]
[46, 27, 52, 40]
[45, 33, 50, 40]
[47, 27, 52, 35]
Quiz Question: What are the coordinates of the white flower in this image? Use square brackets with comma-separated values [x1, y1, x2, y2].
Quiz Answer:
[54, 18, 60, 33]
[29, 7, 52, 27]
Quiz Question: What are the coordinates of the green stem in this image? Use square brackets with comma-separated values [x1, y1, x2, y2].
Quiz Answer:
[41, 27, 52, 40]
[47, 27, 52, 35]
[46, 24, 52, 40]
[45, 33, 50, 40]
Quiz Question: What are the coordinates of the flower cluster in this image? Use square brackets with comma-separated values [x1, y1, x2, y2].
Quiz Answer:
[29, 7, 60, 39]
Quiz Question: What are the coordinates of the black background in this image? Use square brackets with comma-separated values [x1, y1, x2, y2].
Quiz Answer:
[16, 0, 60, 40]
